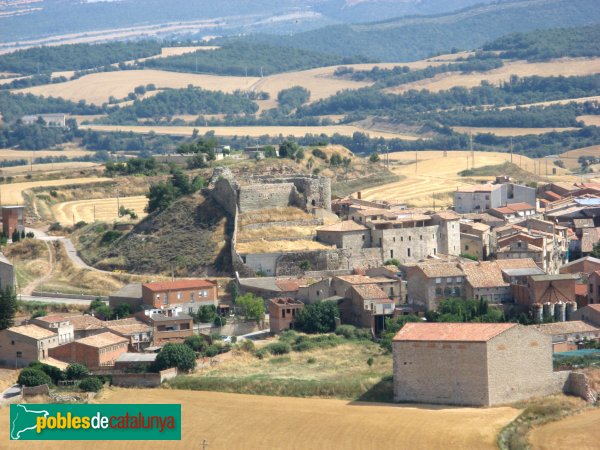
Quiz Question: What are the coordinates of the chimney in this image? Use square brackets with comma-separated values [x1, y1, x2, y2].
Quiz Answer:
[357, 191, 362, 200]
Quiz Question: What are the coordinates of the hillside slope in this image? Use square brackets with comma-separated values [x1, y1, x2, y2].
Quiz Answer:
[248, 0, 600, 61]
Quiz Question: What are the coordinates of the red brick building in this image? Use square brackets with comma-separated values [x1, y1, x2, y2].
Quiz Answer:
[269, 298, 304, 333]
[49, 332, 128, 369]
[513, 274, 578, 307]
[142, 279, 218, 309]
[2, 206, 24, 237]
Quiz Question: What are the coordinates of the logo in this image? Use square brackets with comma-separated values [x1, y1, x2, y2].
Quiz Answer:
[10, 404, 181, 440]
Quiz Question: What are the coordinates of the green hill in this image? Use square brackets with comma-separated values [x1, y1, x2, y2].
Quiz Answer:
[246, 0, 600, 61]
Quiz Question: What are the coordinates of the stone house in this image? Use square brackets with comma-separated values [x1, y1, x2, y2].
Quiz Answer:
[453, 184, 504, 214]
[2, 206, 24, 238]
[339, 284, 394, 335]
[572, 304, 600, 326]
[393, 322, 559, 406]
[316, 221, 371, 249]
[0, 324, 59, 367]
[459, 221, 491, 260]
[142, 279, 218, 311]
[405, 262, 466, 311]
[269, 298, 304, 333]
[497, 240, 545, 269]
[102, 318, 152, 352]
[330, 274, 401, 303]
[31, 315, 74, 345]
[108, 283, 143, 310]
[137, 310, 194, 344]
[488, 202, 536, 222]
[513, 274, 579, 307]
[21, 113, 66, 127]
[49, 332, 128, 370]
[560, 256, 600, 277]
[584, 270, 600, 305]
[66, 315, 104, 340]
[460, 261, 512, 303]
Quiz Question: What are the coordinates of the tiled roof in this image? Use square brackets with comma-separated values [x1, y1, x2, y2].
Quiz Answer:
[103, 318, 151, 335]
[533, 321, 600, 336]
[335, 275, 391, 285]
[495, 258, 539, 270]
[143, 279, 216, 292]
[460, 262, 508, 289]
[274, 279, 300, 292]
[66, 315, 103, 331]
[270, 297, 304, 306]
[461, 221, 491, 232]
[351, 284, 389, 300]
[393, 322, 516, 342]
[506, 202, 536, 211]
[498, 242, 543, 253]
[8, 324, 56, 340]
[575, 284, 588, 296]
[75, 332, 128, 348]
[418, 263, 464, 278]
[317, 221, 368, 232]
[432, 211, 460, 220]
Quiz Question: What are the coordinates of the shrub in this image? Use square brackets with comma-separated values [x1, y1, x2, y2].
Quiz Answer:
[367, 357, 374, 367]
[239, 339, 255, 352]
[18, 368, 53, 387]
[79, 377, 103, 392]
[334, 325, 372, 340]
[184, 335, 207, 353]
[293, 301, 339, 334]
[203, 345, 219, 358]
[28, 361, 65, 384]
[254, 348, 267, 359]
[265, 342, 291, 355]
[48, 222, 63, 232]
[154, 343, 197, 373]
[307, 357, 316, 364]
[100, 230, 122, 245]
[66, 363, 89, 380]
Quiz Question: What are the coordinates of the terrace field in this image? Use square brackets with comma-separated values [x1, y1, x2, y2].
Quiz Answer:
[51, 195, 148, 226]
[0, 177, 111, 204]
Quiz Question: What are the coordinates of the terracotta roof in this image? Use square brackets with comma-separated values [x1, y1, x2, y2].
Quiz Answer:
[544, 191, 562, 201]
[495, 258, 539, 270]
[351, 284, 389, 300]
[8, 324, 56, 340]
[582, 304, 600, 313]
[75, 332, 128, 348]
[393, 322, 516, 342]
[103, 318, 151, 335]
[335, 275, 391, 285]
[533, 321, 600, 336]
[498, 242, 543, 253]
[270, 297, 304, 306]
[274, 279, 300, 292]
[461, 221, 490, 232]
[418, 263, 464, 278]
[506, 202, 536, 211]
[317, 221, 368, 232]
[460, 262, 508, 289]
[34, 315, 69, 323]
[432, 211, 460, 221]
[143, 279, 216, 292]
[66, 315, 103, 331]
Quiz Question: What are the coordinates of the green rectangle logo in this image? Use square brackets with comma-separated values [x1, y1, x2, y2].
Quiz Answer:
[10, 403, 181, 440]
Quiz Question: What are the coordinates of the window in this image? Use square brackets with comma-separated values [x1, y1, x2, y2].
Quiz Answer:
[177, 292, 181, 300]
[446, 277, 453, 283]
[16, 351, 22, 358]
[203, 291, 208, 297]
[407, 248, 411, 257]
[390, 287, 394, 296]
[435, 287, 442, 296]
[591, 284, 594, 293]
[420, 235, 423, 240]
[465, 245, 469, 251]
[390, 250, 394, 258]
[456, 277, 462, 283]
[362, 235, 365, 241]
[379, 238, 382, 246]
[400, 237, 403, 242]
[163, 293, 168, 305]
[189, 308, 193, 314]
[190, 292, 195, 301]
[409, 236, 412, 241]
[11, 340, 14, 345]
[435, 278, 442, 284]
[433, 248, 437, 255]
[393, 237, 396, 242]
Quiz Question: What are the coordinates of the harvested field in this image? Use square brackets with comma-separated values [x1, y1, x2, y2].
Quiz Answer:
[529, 408, 600, 450]
[0, 147, 95, 161]
[0, 387, 520, 450]
[552, 145, 600, 170]
[500, 95, 600, 110]
[51, 195, 148, 226]
[16, 69, 259, 105]
[452, 126, 579, 136]
[0, 177, 111, 204]
[361, 151, 575, 207]
[236, 239, 332, 254]
[386, 57, 600, 94]
[0, 161, 100, 175]
[83, 124, 420, 139]
[577, 115, 600, 127]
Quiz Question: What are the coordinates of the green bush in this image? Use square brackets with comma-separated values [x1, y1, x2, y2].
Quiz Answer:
[79, 377, 103, 392]
[66, 363, 89, 380]
[154, 343, 196, 373]
[254, 348, 267, 359]
[183, 335, 207, 353]
[367, 357, 374, 367]
[239, 340, 255, 352]
[307, 357, 316, 364]
[265, 342, 291, 355]
[335, 325, 372, 340]
[204, 345, 219, 358]
[18, 368, 53, 387]
[28, 361, 65, 384]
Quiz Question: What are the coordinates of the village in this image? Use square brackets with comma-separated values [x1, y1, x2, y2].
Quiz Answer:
[0, 164, 598, 412]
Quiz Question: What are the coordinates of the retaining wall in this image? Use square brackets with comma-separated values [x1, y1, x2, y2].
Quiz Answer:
[112, 368, 178, 388]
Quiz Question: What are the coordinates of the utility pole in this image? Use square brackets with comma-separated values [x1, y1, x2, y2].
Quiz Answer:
[510, 137, 513, 164]
[469, 132, 474, 167]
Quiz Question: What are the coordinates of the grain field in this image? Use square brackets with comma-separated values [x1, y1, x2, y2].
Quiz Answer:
[51, 195, 148, 225]
[529, 408, 600, 450]
[0, 177, 111, 204]
[452, 126, 579, 136]
[0, 388, 521, 450]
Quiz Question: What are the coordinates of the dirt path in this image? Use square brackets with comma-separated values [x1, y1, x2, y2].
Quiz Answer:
[20, 239, 54, 296]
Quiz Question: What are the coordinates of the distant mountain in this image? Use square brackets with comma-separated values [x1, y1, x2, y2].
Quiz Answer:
[0, 0, 502, 44]
[245, 0, 600, 61]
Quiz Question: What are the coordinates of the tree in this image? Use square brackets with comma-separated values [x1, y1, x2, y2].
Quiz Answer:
[18, 368, 53, 387]
[66, 363, 90, 380]
[28, 361, 65, 384]
[278, 140, 299, 159]
[146, 181, 177, 213]
[183, 335, 207, 352]
[380, 315, 421, 352]
[235, 293, 265, 323]
[0, 286, 18, 330]
[88, 298, 111, 320]
[111, 303, 131, 319]
[293, 301, 339, 334]
[170, 169, 191, 195]
[591, 241, 600, 258]
[79, 377, 103, 392]
[369, 153, 381, 162]
[196, 305, 217, 323]
[154, 343, 196, 373]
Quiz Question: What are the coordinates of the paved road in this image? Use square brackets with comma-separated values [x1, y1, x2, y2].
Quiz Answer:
[0, 384, 21, 405]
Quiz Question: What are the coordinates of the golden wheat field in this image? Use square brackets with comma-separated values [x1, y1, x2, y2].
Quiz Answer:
[577, 115, 600, 127]
[0, 177, 111, 204]
[16, 69, 260, 105]
[51, 195, 148, 225]
[452, 126, 579, 136]
[529, 409, 600, 450]
[0, 161, 101, 175]
[0, 148, 95, 161]
[361, 150, 575, 207]
[386, 57, 600, 94]
[500, 95, 600, 110]
[84, 124, 420, 139]
[0, 388, 521, 450]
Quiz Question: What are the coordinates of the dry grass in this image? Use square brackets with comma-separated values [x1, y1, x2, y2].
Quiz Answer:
[0, 386, 521, 450]
[577, 115, 600, 127]
[0, 177, 111, 204]
[16, 69, 259, 105]
[385, 57, 600, 94]
[361, 150, 576, 207]
[236, 239, 332, 254]
[239, 207, 313, 226]
[452, 126, 579, 137]
[529, 408, 600, 450]
[4, 239, 51, 289]
[238, 225, 316, 241]
[0, 161, 101, 175]
[500, 95, 600, 110]
[552, 145, 600, 170]
[51, 195, 148, 225]
[0, 147, 95, 161]
[83, 124, 420, 139]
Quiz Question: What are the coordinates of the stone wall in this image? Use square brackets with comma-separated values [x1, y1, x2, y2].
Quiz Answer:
[243, 219, 323, 231]
[567, 372, 598, 404]
[238, 183, 297, 213]
[112, 368, 178, 388]
[211, 175, 238, 216]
